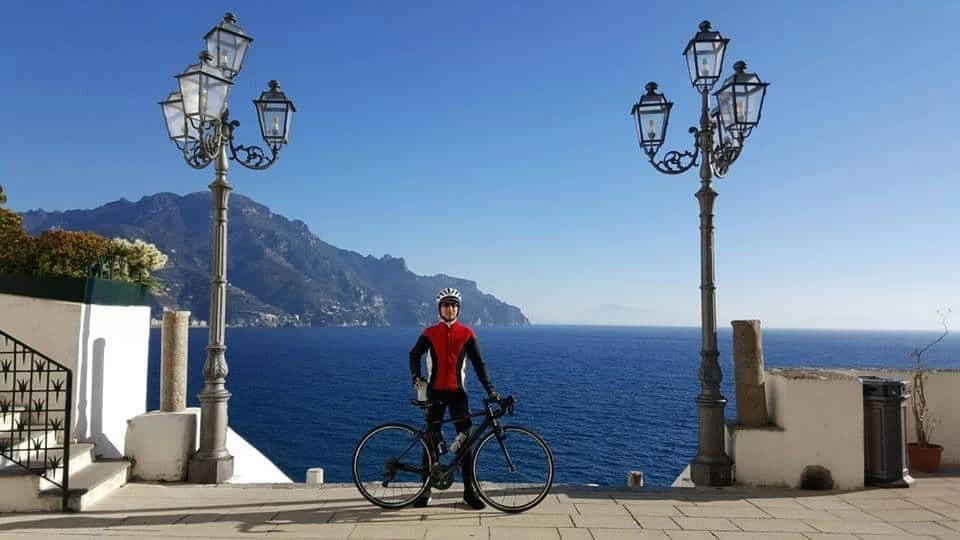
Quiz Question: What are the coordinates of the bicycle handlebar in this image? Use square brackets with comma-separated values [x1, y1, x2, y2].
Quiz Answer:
[484, 394, 516, 417]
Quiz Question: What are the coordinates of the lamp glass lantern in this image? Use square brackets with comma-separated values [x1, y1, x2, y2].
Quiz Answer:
[714, 60, 768, 139]
[204, 12, 254, 79]
[683, 21, 729, 91]
[253, 80, 296, 145]
[711, 105, 740, 148]
[631, 82, 673, 157]
[159, 91, 200, 144]
[176, 52, 234, 130]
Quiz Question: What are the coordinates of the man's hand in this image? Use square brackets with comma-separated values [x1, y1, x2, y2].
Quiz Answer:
[413, 377, 424, 390]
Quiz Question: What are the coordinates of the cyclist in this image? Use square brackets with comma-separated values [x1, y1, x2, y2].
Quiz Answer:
[409, 287, 497, 509]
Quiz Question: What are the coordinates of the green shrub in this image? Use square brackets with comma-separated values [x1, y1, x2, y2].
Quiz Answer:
[0, 208, 36, 275]
[35, 229, 113, 278]
[0, 207, 167, 293]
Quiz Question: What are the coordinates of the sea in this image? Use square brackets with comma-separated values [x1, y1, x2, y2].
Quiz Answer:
[145, 325, 959, 487]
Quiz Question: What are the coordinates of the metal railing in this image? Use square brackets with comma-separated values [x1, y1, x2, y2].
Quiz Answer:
[0, 329, 72, 512]
[87, 254, 128, 280]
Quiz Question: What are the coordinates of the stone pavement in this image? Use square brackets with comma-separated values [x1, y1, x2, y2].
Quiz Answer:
[1, 471, 959, 539]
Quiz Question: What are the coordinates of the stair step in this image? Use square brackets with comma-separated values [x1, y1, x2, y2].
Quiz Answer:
[40, 460, 130, 511]
[0, 428, 61, 455]
[0, 441, 94, 476]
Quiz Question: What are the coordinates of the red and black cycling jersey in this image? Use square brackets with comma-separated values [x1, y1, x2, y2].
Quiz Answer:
[409, 320, 494, 394]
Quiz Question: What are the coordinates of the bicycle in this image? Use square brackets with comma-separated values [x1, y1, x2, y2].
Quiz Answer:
[352, 394, 554, 513]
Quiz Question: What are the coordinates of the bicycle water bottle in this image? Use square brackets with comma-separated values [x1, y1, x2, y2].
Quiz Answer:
[436, 433, 447, 455]
[416, 381, 428, 403]
[449, 432, 468, 454]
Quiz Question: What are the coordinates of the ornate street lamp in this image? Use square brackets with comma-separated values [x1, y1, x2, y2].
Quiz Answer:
[158, 12, 296, 484]
[629, 20, 769, 486]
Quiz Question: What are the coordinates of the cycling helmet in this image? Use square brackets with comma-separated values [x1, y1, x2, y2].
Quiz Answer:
[436, 287, 461, 306]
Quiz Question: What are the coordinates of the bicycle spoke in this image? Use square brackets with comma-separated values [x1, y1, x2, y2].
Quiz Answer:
[353, 424, 430, 508]
[473, 426, 554, 512]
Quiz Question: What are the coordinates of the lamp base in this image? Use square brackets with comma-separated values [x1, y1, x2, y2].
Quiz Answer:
[188, 453, 234, 484]
[690, 457, 733, 487]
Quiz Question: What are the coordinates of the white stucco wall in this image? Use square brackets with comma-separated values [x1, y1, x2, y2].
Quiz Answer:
[730, 369, 865, 489]
[0, 293, 150, 457]
[731, 367, 960, 489]
[123, 407, 291, 483]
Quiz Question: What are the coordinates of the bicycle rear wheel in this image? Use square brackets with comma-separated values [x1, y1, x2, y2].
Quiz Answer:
[353, 423, 432, 508]
[472, 425, 554, 513]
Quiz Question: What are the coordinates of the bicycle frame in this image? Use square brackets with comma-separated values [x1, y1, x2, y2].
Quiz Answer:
[391, 399, 516, 482]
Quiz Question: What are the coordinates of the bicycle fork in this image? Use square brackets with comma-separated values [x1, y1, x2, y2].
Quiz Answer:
[494, 425, 518, 474]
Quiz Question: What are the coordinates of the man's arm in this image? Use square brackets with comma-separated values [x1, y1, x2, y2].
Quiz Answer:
[465, 336, 495, 396]
[409, 335, 430, 384]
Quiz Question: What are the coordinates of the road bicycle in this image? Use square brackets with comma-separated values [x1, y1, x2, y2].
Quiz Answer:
[352, 394, 554, 513]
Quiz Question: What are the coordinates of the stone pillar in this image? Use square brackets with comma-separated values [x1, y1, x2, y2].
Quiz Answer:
[731, 320, 769, 427]
[161, 309, 190, 412]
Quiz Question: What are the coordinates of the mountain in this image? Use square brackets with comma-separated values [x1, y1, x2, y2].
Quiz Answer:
[20, 192, 530, 328]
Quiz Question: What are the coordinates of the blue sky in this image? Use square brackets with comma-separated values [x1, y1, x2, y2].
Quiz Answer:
[2, 1, 958, 330]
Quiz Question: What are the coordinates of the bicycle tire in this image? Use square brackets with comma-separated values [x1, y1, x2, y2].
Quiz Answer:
[471, 425, 554, 513]
[352, 423, 433, 509]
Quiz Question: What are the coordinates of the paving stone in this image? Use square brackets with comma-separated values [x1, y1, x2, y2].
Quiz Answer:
[574, 503, 633, 515]
[348, 524, 427, 539]
[489, 527, 559, 540]
[589, 529, 668, 539]
[423, 526, 487, 539]
[557, 528, 592, 540]
[714, 533, 807, 540]
[633, 516, 681, 530]
[262, 523, 355, 538]
[623, 503, 685, 517]
[867, 509, 953, 522]
[481, 513, 574, 528]
[569, 514, 641, 529]
[679, 505, 769, 518]
[803, 519, 909, 535]
[730, 518, 815, 532]
[664, 532, 717, 540]
[762, 508, 836, 520]
[826, 509, 883, 521]
[848, 498, 922, 511]
[892, 521, 960, 535]
[673, 517, 740, 531]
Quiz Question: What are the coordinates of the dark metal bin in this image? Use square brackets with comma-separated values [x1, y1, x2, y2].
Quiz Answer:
[860, 376, 914, 488]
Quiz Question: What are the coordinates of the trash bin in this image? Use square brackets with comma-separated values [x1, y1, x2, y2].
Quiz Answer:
[860, 376, 914, 488]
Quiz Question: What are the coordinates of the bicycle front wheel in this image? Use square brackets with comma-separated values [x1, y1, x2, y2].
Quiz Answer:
[353, 423, 432, 509]
[472, 425, 554, 513]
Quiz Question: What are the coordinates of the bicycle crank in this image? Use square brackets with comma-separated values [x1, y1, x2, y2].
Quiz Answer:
[429, 464, 454, 490]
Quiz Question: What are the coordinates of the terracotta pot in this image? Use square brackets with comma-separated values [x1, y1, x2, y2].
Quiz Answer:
[907, 443, 943, 473]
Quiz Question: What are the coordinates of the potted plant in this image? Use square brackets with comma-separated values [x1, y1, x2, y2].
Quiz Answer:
[907, 309, 950, 473]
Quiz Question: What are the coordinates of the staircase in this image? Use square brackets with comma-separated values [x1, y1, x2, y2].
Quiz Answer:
[0, 329, 130, 512]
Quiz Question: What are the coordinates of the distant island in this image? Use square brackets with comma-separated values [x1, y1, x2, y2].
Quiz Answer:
[21, 192, 530, 328]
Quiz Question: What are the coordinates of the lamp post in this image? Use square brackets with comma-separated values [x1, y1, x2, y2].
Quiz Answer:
[159, 12, 296, 483]
[629, 20, 768, 486]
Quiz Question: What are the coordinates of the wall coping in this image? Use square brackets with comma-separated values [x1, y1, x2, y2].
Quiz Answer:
[768, 367, 960, 381]
[0, 273, 151, 306]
